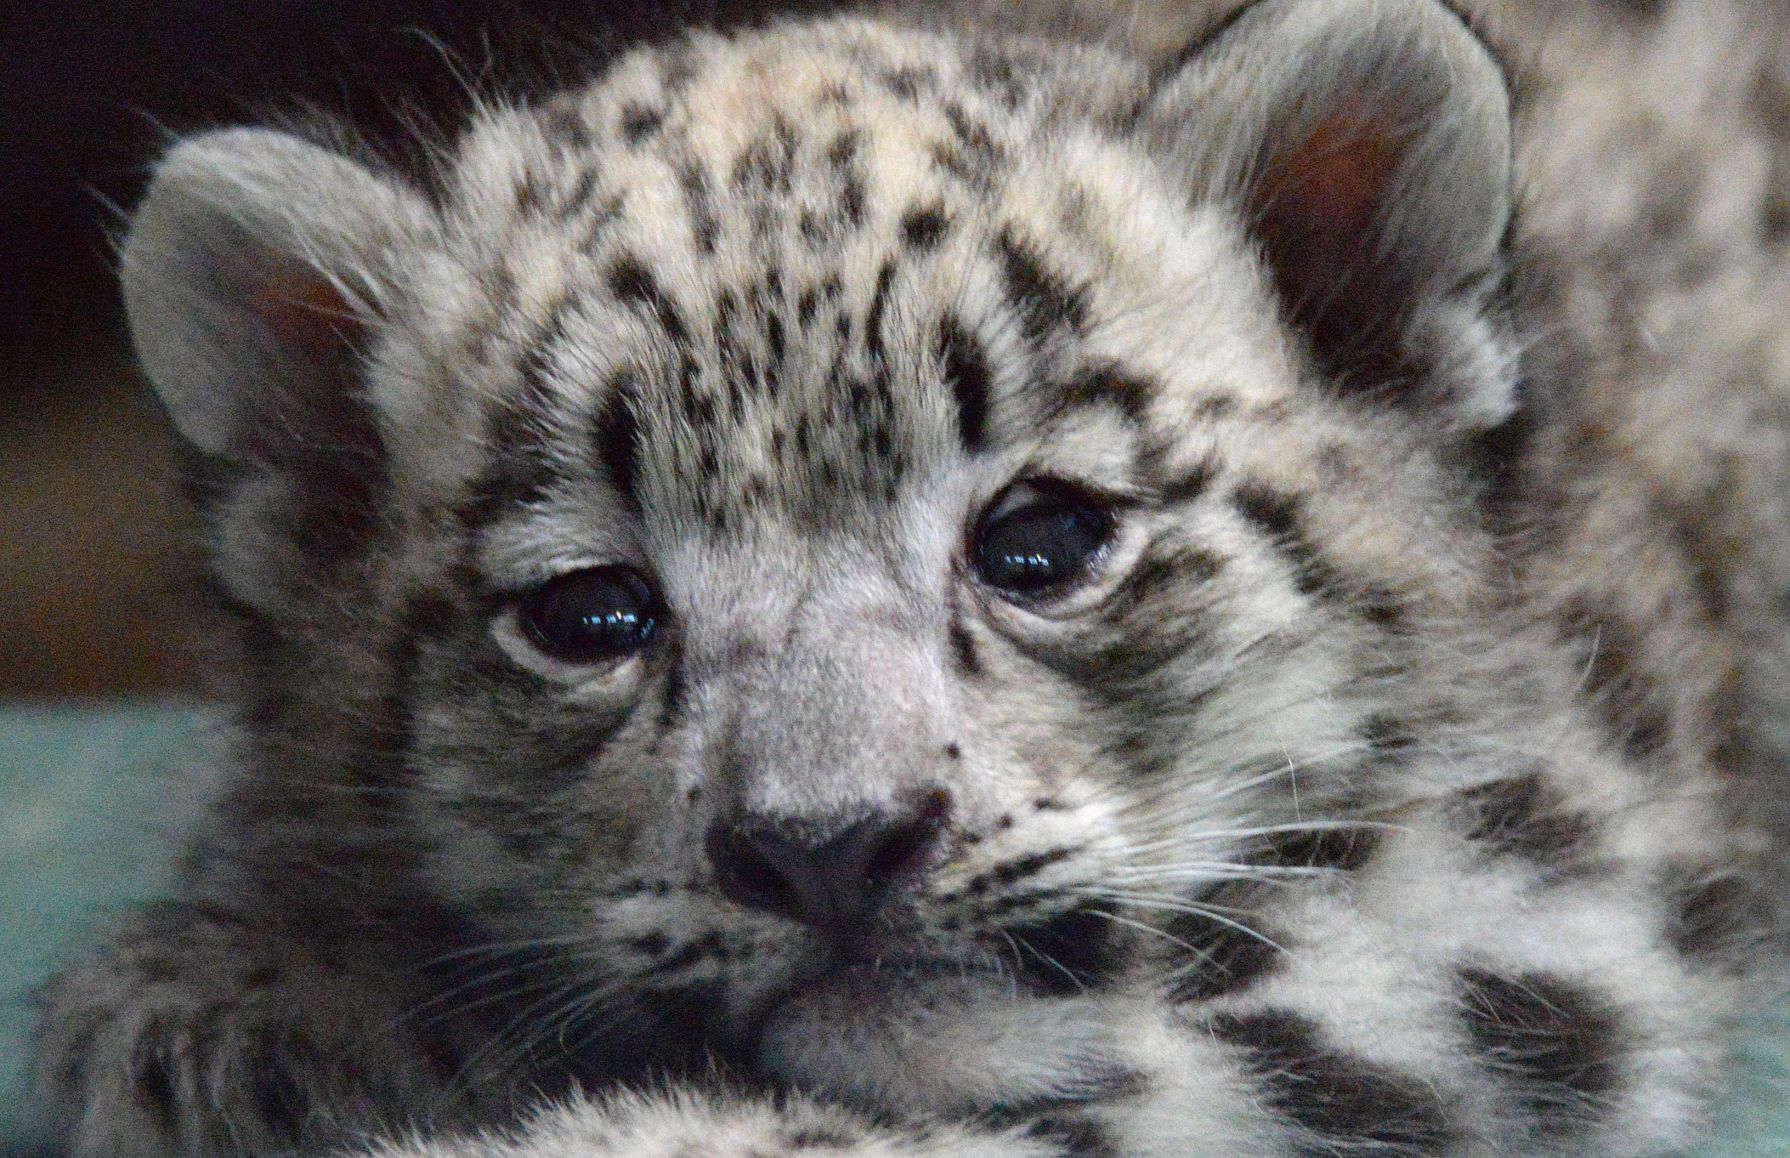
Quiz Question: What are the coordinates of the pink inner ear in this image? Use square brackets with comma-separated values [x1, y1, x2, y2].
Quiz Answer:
[250, 270, 360, 362]
[1261, 103, 1406, 242]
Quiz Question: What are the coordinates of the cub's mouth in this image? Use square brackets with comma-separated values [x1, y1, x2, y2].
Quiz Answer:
[741, 904, 1120, 1048]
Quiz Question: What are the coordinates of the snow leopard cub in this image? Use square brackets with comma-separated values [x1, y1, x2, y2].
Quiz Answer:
[34, 0, 1790, 1154]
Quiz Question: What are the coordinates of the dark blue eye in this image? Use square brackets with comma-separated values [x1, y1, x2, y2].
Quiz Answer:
[972, 482, 1113, 597]
[519, 567, 661, 663]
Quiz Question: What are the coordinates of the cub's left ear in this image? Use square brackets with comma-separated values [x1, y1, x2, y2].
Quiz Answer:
[1147, 0, 1517, 430]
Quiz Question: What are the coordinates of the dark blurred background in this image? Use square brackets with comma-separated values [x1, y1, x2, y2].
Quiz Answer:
[0, 0, 848, 698]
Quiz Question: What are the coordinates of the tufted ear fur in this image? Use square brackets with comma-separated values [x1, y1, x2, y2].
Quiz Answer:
[1147, 0, 1516, 430]
[122, 128, 432, 574]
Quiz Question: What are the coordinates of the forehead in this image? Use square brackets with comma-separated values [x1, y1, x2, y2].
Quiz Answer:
[409, 21, 1275, 537]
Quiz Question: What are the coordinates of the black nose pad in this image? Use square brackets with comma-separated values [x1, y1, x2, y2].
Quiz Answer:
[707, 789, 952, 933]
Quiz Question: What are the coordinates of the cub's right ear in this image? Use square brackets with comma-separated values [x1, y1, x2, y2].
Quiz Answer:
[121, 128, 432, 465]
[1144, 0, 1516, 432]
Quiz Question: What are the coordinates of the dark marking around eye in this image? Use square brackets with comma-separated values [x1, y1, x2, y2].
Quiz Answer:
[997, 225, 1089, 343]
[1208, 1009, 1455, 1150]
[939, 316, 991, 452]
[608, 258, 688, 342]
[1452, 772, 1596, 876]
[1109, 543, 1224, 612]
[648, 932, 728, 976]
[658, 651, 687, 733]
[1231, 482, 1359, 608]
[1458, 967, 1624, 1137]
[1053, 363, 1156, 425]
[947, 616, 983, 676]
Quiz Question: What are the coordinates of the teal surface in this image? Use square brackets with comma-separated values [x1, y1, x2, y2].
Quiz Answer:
[3, 704, 1787, 1154]
[3, 704, 213, 1151]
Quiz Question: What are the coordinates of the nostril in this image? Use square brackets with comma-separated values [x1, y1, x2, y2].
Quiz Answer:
[862, 790, 952, 886]
[707, 788, 955, 930]
[706, 823, 798, 915]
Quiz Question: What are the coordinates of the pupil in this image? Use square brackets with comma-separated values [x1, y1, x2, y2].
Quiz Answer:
[523, 567, 658, 661]
[976, 491, 1107, 595]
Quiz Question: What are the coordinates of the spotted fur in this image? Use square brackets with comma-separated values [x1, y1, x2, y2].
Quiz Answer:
[31, 0, 1790, 1155]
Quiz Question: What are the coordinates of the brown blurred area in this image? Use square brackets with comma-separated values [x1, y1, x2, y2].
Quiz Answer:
[0, 0, 849, 699]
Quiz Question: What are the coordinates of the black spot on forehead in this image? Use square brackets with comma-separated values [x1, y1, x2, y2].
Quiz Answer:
[675, 163, 720, 253]
[939, 315, 992, 453]
[997, 225, 1090, 344]
[593, 368, 643, 513]
[462, 337, 573, 530]
[901, 202, 951, 250]
[608, 257, 688, 343]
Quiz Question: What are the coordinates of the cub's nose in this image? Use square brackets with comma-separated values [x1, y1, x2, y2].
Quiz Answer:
[706, 788, 953, 934]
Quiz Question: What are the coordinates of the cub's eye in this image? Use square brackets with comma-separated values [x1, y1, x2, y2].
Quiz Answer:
[518, 566, 661, 663]
[971, 482, 1113, 597]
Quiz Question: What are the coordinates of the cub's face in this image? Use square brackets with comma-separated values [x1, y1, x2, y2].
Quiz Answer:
[122, 4, 1513, 1084]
